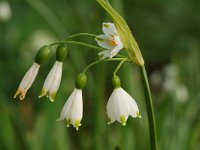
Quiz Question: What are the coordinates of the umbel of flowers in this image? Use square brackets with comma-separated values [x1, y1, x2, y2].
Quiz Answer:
[14, 1, 158, 149]
[13, 22, 142, 130]
[13, 22, 142, 131]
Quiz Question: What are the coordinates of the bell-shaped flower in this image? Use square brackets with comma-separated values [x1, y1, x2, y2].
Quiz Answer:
[57, 88, 83, 130]
[106, 76, 141, 125]
[107, 87, 141, 125]
[14, 62, 40, 100]
[95, 22, 123, 59]
[39, 61, 62, 102]
[57, 73, 87, 130]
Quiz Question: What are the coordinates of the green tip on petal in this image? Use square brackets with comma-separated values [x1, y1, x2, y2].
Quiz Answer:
[103, 23, 109, 28]
[67, 119, 71, 127]
[75, 120, 81, 131]
[107, 116, 111, 125]
[120, 115, 126, 126]
[49, 92, 56, 102]
[38, 88, 46, 98]
[96, 37, 104, 42]
[136, 111, 142, 118]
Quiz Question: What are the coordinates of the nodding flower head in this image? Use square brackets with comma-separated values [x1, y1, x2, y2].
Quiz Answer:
[106, 76, 141, 125]
[57, 73, 87, 130]
[14, 62, 40, 100]
[57, 88, 83, 130]
[39, 61, 63, 102]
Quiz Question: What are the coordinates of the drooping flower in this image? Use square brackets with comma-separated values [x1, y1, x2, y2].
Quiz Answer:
[0, 1, 12, 22]
[38, 45, 67, 102]
[95, 22, 123, 59]
[106, 76, 141, 125]
[14, 45, 52, 100]
[57, 73, 87, 130]
[14, 62, 40, 100]
[39, 61, 63, 102]
[57, 88, 83, 130]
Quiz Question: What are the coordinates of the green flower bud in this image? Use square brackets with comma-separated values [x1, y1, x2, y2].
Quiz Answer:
[35, 45, 52, 65]
[56, 44, 68, 62]
[75, 73, 87, 89]
[112, 75, 121, 89]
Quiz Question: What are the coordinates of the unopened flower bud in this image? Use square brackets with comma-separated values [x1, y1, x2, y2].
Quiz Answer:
[56, 44, 68, 62]
[35, 45, 52, 65]
[75, 73, 87, 89]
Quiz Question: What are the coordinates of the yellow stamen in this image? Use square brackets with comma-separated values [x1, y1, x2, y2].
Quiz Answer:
[120, 115, 126, 126]
[108, 40, 117, 46]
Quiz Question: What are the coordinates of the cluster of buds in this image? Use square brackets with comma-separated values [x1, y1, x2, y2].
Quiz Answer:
[14, 22, 141, 130]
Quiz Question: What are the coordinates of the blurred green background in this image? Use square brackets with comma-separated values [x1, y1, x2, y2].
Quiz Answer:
[0, 0, 200, 150]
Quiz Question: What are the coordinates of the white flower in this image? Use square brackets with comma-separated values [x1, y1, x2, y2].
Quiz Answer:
[175, 84, 189, 103]
[39, 61, 62, 102]
[57, 88, 83, 130]
[14, 62, 40, 100]
[95, 22, 123, 59]
[106, 87, 141, 126]
[0, 1, 12, 22]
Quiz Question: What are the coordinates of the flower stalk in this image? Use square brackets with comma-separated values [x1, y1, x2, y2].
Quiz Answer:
[140, 65, 158, 150]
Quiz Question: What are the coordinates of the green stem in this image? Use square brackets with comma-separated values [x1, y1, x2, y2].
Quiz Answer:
[64, 33, 97, 40]
[50, 41, 105, 51]
[83, 58, 128, 73]
[113, 58, 128, 76]
[140, 65, 158, 150]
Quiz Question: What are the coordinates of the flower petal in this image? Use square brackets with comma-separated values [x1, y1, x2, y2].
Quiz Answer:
[128, 95, 140, 118]
[57, 88, 83, 130]
[48, 62, 63, 102]
[41, 61, 58, 95]
[102, 22, 118, 36]
[110, 44, 123, 58]
[95, 35, 115, 49]
[98, 50, 112, 59]
[57, 89, 77, 121]
[19, 62, 40, 91]
[70, 89, 83, 125]
[14, 62, 40, 100]
[106, 88, 130, 124]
